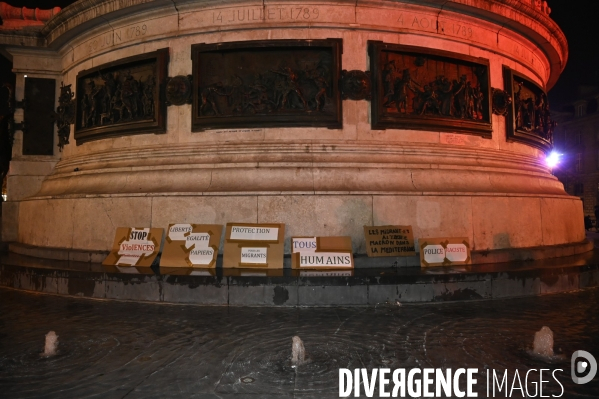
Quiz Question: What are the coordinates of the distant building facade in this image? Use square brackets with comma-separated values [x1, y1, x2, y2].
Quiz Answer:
[553, 87, 599, 220]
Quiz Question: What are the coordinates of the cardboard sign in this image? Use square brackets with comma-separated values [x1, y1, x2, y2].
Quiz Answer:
[103, 227, 163, 267]
[364, 225, 415, 257]
[291, 236, 354, 269]
[419, 237, 471, 267]
[159, 224, 223, 268]
[223, 223, 285, 268]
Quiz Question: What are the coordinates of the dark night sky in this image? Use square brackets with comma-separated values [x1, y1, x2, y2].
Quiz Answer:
[543, 0, 599, 107]
[2, 0, 597, 107]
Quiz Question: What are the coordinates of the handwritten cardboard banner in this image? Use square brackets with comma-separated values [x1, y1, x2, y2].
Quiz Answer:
[419, 237, 471, 267]
[103, 227, 163, 267]
[159, 223, 223, 268]
[291, 236, 354, 269]
[223, 223, 285, 268]
[364, 225, 415, 257]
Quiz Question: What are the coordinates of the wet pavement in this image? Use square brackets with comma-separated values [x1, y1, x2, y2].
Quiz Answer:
[0, 287, 598, 398]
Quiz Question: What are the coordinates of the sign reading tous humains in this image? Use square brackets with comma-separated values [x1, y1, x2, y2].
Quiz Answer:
[223, 223, 285, 268]
[159, 224, 223, 268]
[291, 236, 354, 269]
[363, 225, 415, 257]
[419, 237, 471, 267]
[103, 227, 163, 267]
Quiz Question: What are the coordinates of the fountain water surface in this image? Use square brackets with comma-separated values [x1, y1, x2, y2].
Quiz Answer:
[2, 288, 598, 398]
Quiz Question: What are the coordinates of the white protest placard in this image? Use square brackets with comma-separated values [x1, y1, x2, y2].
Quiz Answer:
[230, 226, 279, 241]
[223, 223, 285, 268]
[291, 236, 354, 269]
[167, 223, 194, 241]
[419, 238, 471, 267]
[291, 237, 317, 253]
[240, 247, 268, 264]
[160, 224, 222, 268]
[103, 227, 163, 267]
[298, 252, 353, 268]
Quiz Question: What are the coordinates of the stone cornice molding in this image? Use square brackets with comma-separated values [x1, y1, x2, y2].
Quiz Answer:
[442, 0, 567, 88]
[0, 0, 567, 88]
[33, 140, 563, 198]
[0, 28, 44, 48]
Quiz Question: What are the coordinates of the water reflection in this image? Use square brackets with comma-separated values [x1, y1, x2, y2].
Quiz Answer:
[0, 287, 597, 398]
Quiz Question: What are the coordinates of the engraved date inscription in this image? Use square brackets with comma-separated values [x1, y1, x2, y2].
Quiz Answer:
[440, 22, 473, 38]
[212, 7, 319, 24]
[123, 24, 148, 39]
[87, 24, 148, 54]
[394, 13, 474, 39]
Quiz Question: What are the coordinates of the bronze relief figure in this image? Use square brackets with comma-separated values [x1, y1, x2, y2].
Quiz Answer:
[191, 40, 342, 131]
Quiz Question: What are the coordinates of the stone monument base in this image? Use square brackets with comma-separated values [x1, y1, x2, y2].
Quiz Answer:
[14, 192, 585, 262]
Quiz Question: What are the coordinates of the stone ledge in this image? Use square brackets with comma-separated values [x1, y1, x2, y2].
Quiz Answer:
[1, 250, 598, 306]
[471, 240, 593, 264]
[9, 242, 108, 263]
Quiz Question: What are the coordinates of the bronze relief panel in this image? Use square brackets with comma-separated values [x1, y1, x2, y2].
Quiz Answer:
[74, 48, 168, 144]
[503, 67, 553, 152]
[369, 41, 492, 136]
[191, 39, 342, 131]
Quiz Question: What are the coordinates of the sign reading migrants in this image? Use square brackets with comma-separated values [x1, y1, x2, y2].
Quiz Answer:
[223, 223, 285, 268]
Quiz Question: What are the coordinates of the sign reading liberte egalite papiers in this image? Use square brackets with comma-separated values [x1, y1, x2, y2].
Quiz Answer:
[159, 224, 223, 268]
[103, 227, 163, 267]
[291, 236, 354, 269]
[419, 237, 471, 267]
[223, 223, 285, 268]
[363, 225, 416, 257]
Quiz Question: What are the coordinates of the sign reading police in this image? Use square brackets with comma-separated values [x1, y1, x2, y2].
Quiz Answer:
[420, 237, 471, 267]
